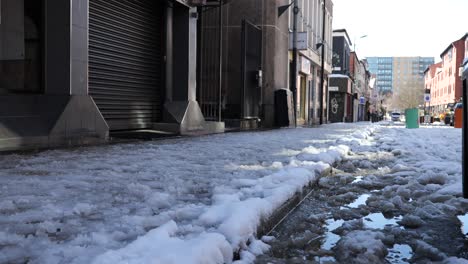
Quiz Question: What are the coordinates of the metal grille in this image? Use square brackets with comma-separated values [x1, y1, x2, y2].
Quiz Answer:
[89, 0, 163, 130]
[198, 5, 221, 121]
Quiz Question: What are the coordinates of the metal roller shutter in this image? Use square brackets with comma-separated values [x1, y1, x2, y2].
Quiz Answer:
[89, 0, 164, 130]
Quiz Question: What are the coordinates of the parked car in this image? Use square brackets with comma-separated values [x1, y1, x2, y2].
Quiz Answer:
[391, 112, 401, 121]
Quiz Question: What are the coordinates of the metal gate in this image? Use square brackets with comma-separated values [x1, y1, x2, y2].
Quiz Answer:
[241, 20, 262, 119]
[89, 0, 164, 130]
[197, 3, 222, 121]
[197, 4, 262, 122]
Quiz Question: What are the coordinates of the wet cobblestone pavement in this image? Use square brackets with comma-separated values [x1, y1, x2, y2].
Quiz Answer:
[256, 133, 468, 264]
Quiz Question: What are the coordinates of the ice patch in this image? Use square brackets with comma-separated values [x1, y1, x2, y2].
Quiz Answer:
[457, 214, 468, 238]
[363, 213, 402, 230]
[386, 244, 413, 264]
[322, 219, 345, 250]
[341, 194, 370, 209]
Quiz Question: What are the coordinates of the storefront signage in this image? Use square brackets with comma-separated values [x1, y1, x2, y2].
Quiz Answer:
[300, 56, 311, 75]
[289, 32, 308, 50]
[329, 86, 339, 92]
[359, 96, 366, 105]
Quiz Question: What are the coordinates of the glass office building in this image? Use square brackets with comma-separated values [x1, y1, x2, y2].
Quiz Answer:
[366, 57, 434, 94]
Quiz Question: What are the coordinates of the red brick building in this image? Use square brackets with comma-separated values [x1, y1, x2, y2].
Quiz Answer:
[425, 33, 467, 116]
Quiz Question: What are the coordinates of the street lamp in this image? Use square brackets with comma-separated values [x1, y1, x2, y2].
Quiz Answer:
[353, 34, 368, 54]
[461, 59, 467, 198]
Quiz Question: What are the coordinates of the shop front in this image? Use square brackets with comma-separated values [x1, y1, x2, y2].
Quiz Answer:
[328, 75, 351, 123]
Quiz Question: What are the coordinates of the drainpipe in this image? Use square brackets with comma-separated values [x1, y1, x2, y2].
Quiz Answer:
[291, 0, 298, 127]
[218, 0, 223, 122]
[319, 0, 326, 125]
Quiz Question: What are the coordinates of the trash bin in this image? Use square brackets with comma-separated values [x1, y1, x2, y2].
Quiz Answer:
[405, 108, 419, 129]
[274, 89, 294, 127]
[455, 108, 463, 128]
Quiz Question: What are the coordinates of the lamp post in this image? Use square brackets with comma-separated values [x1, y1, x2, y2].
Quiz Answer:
[353, 34, 367, 54]
[292, 1, 298, 127]
[461, 59, 467, 198]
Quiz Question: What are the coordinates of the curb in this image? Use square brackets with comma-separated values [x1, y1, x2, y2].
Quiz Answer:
[257, 166, 333, 238]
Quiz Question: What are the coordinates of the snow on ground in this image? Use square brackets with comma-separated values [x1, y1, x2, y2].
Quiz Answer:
[0, 123, 378, 264]
[256, 121, 466, 263]
[329, 123, 466, 263]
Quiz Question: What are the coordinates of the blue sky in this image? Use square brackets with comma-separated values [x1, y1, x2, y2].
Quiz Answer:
[332, 0, 467, 61]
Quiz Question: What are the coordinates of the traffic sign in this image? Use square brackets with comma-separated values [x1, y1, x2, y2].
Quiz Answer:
[424, 93, 431, 102]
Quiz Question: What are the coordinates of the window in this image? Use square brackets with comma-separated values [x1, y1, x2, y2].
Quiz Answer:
[0, 0, 43, 94]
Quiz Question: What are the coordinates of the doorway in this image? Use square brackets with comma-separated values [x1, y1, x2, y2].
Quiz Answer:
[0, 0, 43, 94]
[298, 74, 307, 125]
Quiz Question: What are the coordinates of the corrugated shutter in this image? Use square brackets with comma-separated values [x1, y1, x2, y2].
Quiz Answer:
[89, 0, 164, 130]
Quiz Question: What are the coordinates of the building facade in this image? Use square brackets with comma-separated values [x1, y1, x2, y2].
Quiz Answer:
[0, 0, 221, 151]
[290, 0, 334, 126]
[425, 33, 467, 116]
[392, 57, 434, 96]
[328, 29, 353, 123]
[197, 0, 290, 129]
[366, 57, 393, 94]
[367, 57, 434, 97]
[350, 54, 371, 121]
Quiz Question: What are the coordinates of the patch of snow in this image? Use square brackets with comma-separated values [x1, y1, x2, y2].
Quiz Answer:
[412, 240, 446, 262]
[397, 215, 425, 228]
[351, 176, 363, 183]
[93, 221, 233, 264]
[335, 230, 388, 263]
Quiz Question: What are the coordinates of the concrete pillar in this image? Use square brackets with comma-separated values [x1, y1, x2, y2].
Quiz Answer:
[44, 0, 87, 95]
[171, 5, 198, 102]
[44, 0, 71, 94]
[165, 2, 173, 102]
[261, 0, 289, 127]
[159, 4, 221, 134]
[43, 0, 108, 144]
[71, 0, 89, 95]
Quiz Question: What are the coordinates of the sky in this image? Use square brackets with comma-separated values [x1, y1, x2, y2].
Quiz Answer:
[332, 0, 468, 61]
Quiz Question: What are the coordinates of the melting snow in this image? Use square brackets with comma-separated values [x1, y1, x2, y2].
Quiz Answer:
[457, 214, 468, 238]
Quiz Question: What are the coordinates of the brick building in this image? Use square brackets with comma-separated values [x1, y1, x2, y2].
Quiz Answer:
[425, 33, 467, 116]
